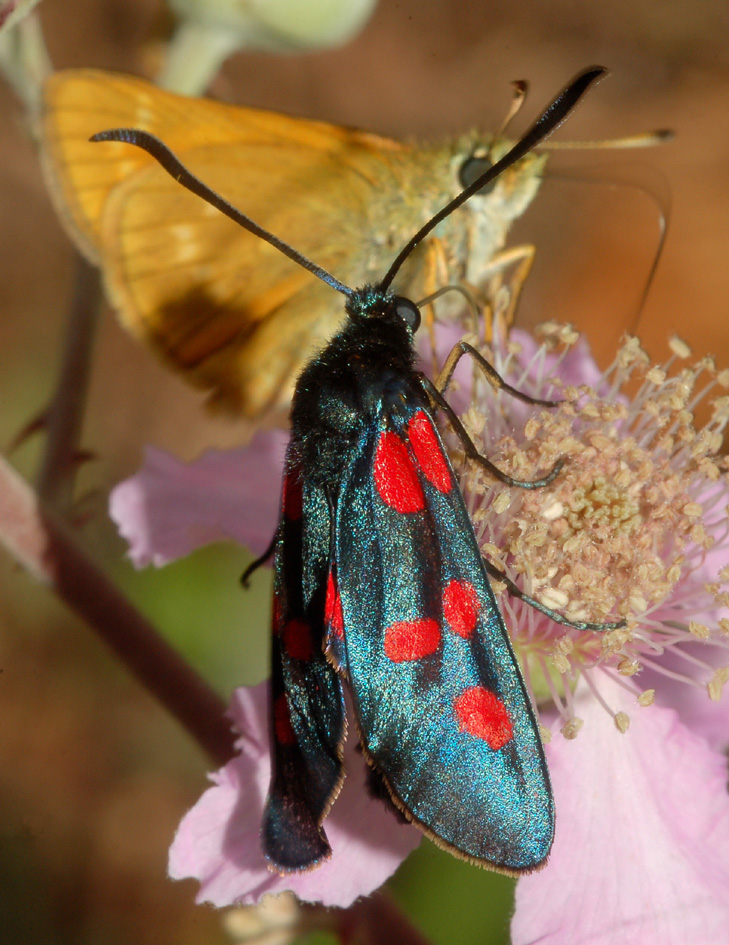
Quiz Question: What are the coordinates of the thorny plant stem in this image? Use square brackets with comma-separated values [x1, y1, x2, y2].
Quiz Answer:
[36, 258, 101, 510]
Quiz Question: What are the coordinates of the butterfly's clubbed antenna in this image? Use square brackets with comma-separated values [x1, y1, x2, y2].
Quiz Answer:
[90, 128, 354, 299]
[379, 66, 608, 292]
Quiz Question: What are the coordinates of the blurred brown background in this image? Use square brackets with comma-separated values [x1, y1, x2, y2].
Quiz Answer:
[1, 2, 728, 944]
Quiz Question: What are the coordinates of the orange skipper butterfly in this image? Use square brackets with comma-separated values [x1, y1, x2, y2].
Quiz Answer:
[41, 70, 546, 419]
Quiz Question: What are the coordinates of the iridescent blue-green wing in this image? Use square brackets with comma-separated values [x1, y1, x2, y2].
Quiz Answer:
[334, 405, 553, 872]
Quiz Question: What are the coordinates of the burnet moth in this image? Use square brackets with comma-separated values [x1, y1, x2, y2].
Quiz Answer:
[93, 66, 617, 874]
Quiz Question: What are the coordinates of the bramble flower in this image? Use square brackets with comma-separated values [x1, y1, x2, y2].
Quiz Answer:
[449, 325, 729, 943]
[111, 325, 729, 939]
[458, 325, 729, 730]
[113, 435, 288, 569]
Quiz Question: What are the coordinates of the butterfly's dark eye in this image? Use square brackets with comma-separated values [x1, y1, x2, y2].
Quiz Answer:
[458, 154, 497, 195]
[394, 297, 421, 332]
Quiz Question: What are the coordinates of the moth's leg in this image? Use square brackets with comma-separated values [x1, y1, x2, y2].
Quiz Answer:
[419, 373, 563, 489]
[434, 339, 559, 409]
[241, 528, 278, 587]
[482, 558, 626, 631]
[426, 308, 623, 632]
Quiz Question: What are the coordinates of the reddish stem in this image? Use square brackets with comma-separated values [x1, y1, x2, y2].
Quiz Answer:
[36, 257, 101, 510]
[0, 452, 235, 765]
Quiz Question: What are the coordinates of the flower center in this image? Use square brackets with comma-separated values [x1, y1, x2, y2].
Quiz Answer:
[455, 328, 729, 732]
[563, 476, 641, 536]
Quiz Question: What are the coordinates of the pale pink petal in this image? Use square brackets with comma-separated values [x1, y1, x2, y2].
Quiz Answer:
[109, 431, 287, 567]
[512, 675, 729, 945]
[650, 657, 729, 754]
[642, 484, 729, 750]
[169, 683, 420, 908]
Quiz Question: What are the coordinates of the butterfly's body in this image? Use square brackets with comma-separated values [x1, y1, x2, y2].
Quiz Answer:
[266, 286, 553, 873]
[41, 71, 545, 418]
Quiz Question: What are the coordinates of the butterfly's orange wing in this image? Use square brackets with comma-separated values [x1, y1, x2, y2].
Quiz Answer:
[41, 70, 546, 418]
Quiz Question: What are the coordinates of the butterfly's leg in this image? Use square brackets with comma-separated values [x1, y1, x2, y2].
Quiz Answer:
[482, 558, 625, 631]
[416, 244, 535, 354]
[420, 374, 563, 489]
[418, 238, 450, 377]
[475, 243, 536, 337]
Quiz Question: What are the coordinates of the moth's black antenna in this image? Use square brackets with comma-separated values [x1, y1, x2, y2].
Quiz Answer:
[90, 128, 354, 299]
[379, 66, 608, 292]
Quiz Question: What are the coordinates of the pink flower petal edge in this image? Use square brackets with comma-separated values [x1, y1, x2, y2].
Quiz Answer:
[512, 675, 729, 945]
[109, 431, 288, 567]
[168, 682, 420, 908]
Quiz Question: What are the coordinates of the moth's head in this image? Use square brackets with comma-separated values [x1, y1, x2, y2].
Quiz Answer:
[345, 285, 421, 334]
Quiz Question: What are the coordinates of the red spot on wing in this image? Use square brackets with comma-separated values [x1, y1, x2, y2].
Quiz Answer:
[384, 619, 441, 662]
[282, 469, 303, 520]
[273, 694, 297, 745]
[443, 579, 480, 638]
[325, 571, 344, 639]
[408, 410, 452, 493]
[454, 686, 513, 750]
[282, 618, 312, 661]
[374, 431, 425, 513]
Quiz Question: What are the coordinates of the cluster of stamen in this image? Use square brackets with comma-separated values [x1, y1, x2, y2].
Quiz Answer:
[453, 325, 729, 734]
